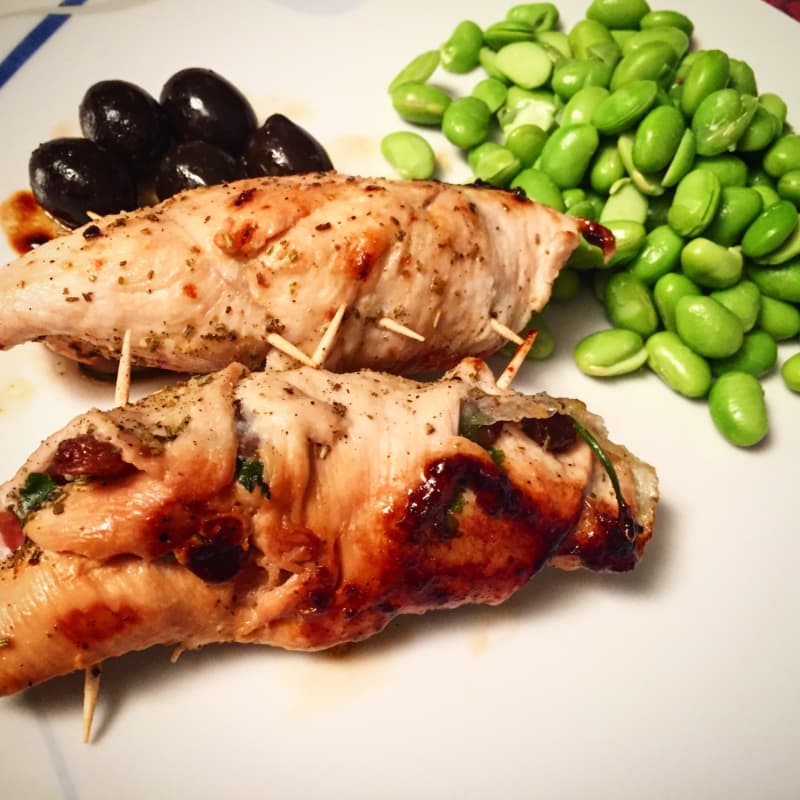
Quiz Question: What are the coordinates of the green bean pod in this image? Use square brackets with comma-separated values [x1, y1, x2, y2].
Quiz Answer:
[646, 330, 712, 397]
[674, 295, 744, 358]
[708, 371, 768, 447]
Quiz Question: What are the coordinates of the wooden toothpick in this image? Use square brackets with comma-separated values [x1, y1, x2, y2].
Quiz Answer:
[489, 318, 524, 346]
[266, 332, 316, 367]
[378, 317, 426, 342]
[496, 329, 537, 390]
[312, 304, 347, 367]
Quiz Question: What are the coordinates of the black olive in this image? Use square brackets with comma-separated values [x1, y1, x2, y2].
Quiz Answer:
[159, 67, 257, 156]
[241, 113, 334, 177]
[154, 140, 246, 200]
[29, 137, 138, 228]
[79, 79, 170, 173]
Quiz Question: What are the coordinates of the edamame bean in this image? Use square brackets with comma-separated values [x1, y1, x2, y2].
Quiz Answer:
[667, 168, 721, 237]
[507, 3, 560, 31]
[692, 89, 758, 157]
[609, 41, 678, 90]
[567, 233, 606, 268]
[550, 267, 581, 300]
[574, 328, 647, 376]
[752, 183, 781, 210]
[747, 258, 800, 302]
[479, 46, 508, 80]
[708, 371, 768, 447]
[561, 85, 610, 125]
[704, 186, 763, 246]
[764, 133, 800, 178]
[777, 170, 800, 206]
[741, 200, 798, 258]
[510, 167, 564, 210]
[471, 78, 508, 114]
[569, 19, 621, 67]
[680, 49, 730, 119]
[468, 142, 521, 186]
[752, 221, 800, 266]
[711, 330, 777, 378]
[693, 154, 748, 188]
[496, 41, 554, 89]
[629, 224, 683, 284]
[653, 272, 701, 331]
[759, 93, 788, 129]
[589, 143, 626, 194]
[504, 124, 547, 166]
[709, 280, 761, 331]
[639, 10, 694, 36]
[498, 87, 560, 133]
[441, 96, 491, 148]
[660, 128, 696, 188]
[632, 104, 685, 173]
[604, 270, 659, 334]
[381, 131, 437, 180]
[728, 59, 758, 97]
[539, 123, 600, 188]
[604, 220, 647, 265]
[600, 179, 648, 223]
[675, 295, 744, 358]
[756, 295, 800, 340]
[781, 352, 800, 392]
[680, 237, 743, 289]
[586, 0, 651, 29]
[441, 20, 484, 74]
[646, 330, 712, 397]
[616, 131, 665, 196]
[623, 26, 690, 60]
[537, 30, 572, 58]
[484, 20, 538, 51]
[391, 82, 451, 125]
[388, 50, 440, 93]
[592, 79, 658, 135]
[551, 58, 612, 100]
[562, 187, 586, 209]
[737, 104, 780, 153]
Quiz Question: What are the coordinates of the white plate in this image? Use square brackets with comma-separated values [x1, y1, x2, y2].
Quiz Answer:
[0, 1, 798, 798]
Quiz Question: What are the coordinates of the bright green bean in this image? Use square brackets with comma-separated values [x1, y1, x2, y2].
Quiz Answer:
[759, 93, 788, 129]
[708, 372, 768, 447]
[711, 330, 777, 378]
[484, 20, 538, 51]
[737, 104, 781, 153]
[539, 123, 600, 188]
[388, 50, 440, 93]
[667, 168, 721, 237]
[441, 20, 484, 74]
[680, 237, 743, 289]
[551, 58, 612, 100]
[674, 295, 744, 358]
[680, 49, 730, 119]
[600, 179, 648, 224]
[568, 19, 621, 67]
[752, 221, 800, 266]
[693, 154, 748, 188]
[391, 82, 451, 125]
[639, 10, 694, 36]
[777, 170, 800, 207]
[653, 272, 701, 331]
[471, 78, 508, 114]
[609, 41, 678, 90]
[604, 219, 648, 265]
[479, 46, 508, 80]
[496, 41, 554, 89]
[709, 280, 761, 332]
[660, 128, 696, 188]
[536, 29, 572, 58]
[728, 59, 758, 96]
[629, 224, 683, 284]
[763, 133, 800, 178]
[704, 186, 764, 246]
[574, 328, 648, 376]
[586, 0, 651, 29]
[589, 143, 626, 194]
[781, 352, 800, 392]
[756, 295, 800, 340]
[504, 124, 548, 167]
[510, 167, 565, 210]
[747, 258, 800, 303]
[622, 26, 690, 60]
[468, 142, 521, 186]
[507, 3, 560, 30]
[646, 330, 712, 397]
[497, 87, 560, 133]
[741, 200, 798, 259]
[550, 267, 582, 300]
[592, 79, 658, 135]
[441, 96, 491, 148]
[692, 89, 758, 157]
[604, 270, 659, 334]
[561, 85, 610, 125]
[632, 104, 685, 173]
[381, 131, 437, 180]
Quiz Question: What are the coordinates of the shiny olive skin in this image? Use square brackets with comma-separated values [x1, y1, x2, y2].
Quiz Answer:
[29, 137, 137, 227]
[79, 79, 170, 172]
[155, 140, 246, 200]
[160, 67, 257, 156]
[242, 114, 333, 177]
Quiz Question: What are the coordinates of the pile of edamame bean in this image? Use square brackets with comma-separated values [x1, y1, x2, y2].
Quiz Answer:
[382, 0, 800, 447]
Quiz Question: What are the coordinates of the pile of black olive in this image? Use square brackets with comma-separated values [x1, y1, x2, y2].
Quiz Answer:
[29, 67, 334, 228]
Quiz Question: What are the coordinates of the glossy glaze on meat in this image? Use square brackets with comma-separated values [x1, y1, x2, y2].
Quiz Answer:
[0, 358, 657, 695]
[0, 172, 586, 374]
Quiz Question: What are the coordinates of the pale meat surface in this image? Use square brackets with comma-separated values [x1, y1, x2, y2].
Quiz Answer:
[0, 173, 584, 374]
[0, 359, 657, 695]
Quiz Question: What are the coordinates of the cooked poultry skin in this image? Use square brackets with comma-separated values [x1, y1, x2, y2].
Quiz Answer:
[0, 173, 590, 374]
[0, 359, 657, 695]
